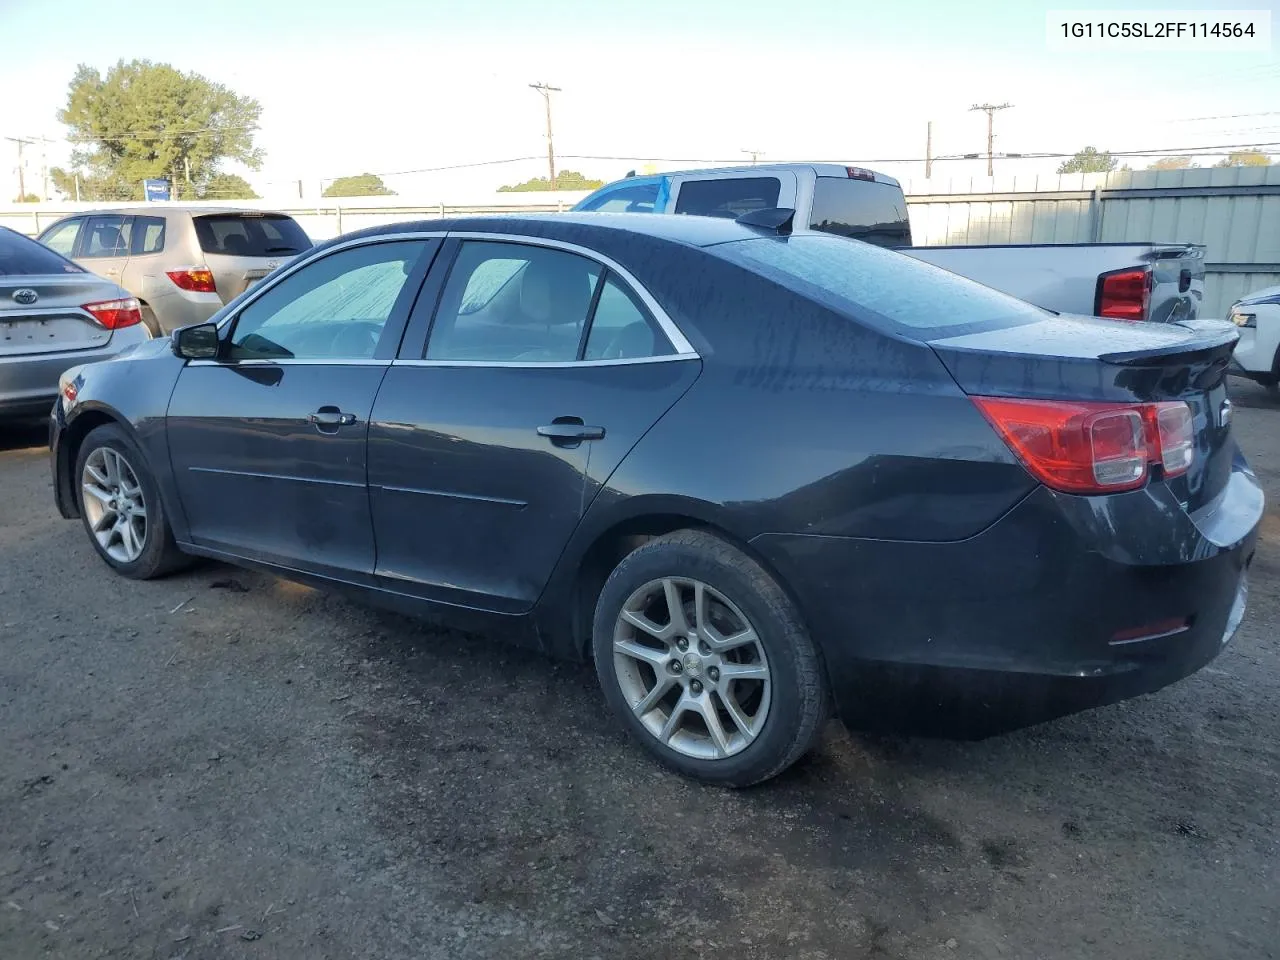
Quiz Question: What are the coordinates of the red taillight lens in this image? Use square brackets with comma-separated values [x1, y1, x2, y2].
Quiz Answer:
[1096, 267, 1150, 321]
[83, 297, 142, 330]
[973, 396, 1195, 494]
[846, 166, 876, 181]
[167, 268, 217, 293]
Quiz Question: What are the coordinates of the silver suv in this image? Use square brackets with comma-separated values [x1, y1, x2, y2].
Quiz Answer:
[37, 207, 313, 335]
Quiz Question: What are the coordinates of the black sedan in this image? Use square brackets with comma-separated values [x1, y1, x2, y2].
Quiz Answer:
[50, 213, 1262, 786]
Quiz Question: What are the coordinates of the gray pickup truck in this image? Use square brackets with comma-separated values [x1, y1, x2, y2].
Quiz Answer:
[574, 163, 1205, 323]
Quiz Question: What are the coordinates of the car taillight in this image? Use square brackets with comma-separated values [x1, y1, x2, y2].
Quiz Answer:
[83, 297, 142, 330]
[1096, 267, 1150, 321]
[973, 396, 1194, 494]
[167, 267, 217, 293]
[846, 166, 876, 181]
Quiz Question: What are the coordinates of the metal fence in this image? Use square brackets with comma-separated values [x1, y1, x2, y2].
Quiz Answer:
[5, 168, 1279, 317]
[903, 165, 1280, 318]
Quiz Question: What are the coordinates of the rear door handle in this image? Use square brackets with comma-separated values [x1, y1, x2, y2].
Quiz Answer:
[537, 421, 605, 443]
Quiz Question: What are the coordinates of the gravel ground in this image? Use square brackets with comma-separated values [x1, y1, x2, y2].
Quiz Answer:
[2, 382, 1278, 960]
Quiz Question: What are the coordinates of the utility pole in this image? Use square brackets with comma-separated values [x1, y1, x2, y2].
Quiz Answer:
[529, 82, 562, 189]
[970, 103, 1012, 177]
[742, 148, 765, 165]
[4, 135, 35, 201]
[925, 121, 933, 179]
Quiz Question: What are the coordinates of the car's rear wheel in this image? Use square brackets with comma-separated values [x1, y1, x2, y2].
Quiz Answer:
[76, 424, 188, 579]
[592, 529, 828, 787]
[140, 305, 161, 338]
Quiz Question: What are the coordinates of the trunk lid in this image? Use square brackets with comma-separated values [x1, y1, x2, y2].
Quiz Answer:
[192, 213, 312, 303]
[0, 275, 115, 357]
[929, 313, 1239, 511]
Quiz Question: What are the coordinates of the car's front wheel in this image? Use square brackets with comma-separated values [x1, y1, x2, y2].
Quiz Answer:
[592, 530, 829, 787]
[76, 423, 188, 579]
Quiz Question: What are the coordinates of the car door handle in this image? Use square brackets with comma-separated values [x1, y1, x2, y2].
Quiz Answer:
[308, 408, 358, 428]
[537, 421, 605, 442]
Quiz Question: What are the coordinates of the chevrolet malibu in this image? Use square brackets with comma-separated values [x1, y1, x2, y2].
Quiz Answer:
[49, 213, 1262, 786]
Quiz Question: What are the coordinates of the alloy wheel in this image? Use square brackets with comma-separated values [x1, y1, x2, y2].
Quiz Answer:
[612, 577, 772, 760]
[81, 447, 148, 564]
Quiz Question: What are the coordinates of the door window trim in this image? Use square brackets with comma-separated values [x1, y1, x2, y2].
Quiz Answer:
[400, 232, 698, 368]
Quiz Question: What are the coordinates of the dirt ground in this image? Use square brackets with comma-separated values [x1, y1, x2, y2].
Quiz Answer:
[2, 382, 1277, 960]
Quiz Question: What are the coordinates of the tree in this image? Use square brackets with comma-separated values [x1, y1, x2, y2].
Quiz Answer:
[49, 59, 262, 202]
[12, 192, 40, 203]
[201, 172, 259, 200]
[498, 170, 604, 192]
[322, 174, 395, 197]
[1147, 156, 1199, 171]
[1215, 150, 1271, 168]
[1057, 147, 1118, 175]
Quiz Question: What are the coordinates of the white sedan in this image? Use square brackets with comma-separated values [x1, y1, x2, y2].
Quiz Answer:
[1229, 284, 1280, 392]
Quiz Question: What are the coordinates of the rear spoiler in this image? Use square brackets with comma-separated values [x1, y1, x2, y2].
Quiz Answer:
[735, 207, 796, 235]
[1099, 319, 1238, 366]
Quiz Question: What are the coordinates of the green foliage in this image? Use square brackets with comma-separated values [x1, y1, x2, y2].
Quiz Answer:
[12, 192, 40, 203]
[1056, 147, 1118, 175]
[498, 170, 604, 192]
[322, 174, 395, 197]
[1147, 156, 1199, 170]
[201, 172, 259, 199]
[1215, 150, 1271, 168]
[51, 59, 262, 202]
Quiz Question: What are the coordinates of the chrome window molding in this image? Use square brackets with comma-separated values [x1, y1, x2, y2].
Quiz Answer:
[391, 355, 697, 370]
[186, 357, 389, 367]
[207, 227, 701, 366]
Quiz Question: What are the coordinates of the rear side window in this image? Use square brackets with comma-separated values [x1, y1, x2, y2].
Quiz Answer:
[810, 177, 912, 248]
[131, 216, 167, 255]
[578, 182, 659, 213]
[0, 227, 83, 276]
[714, 234, 1043, 335]
[193, 214, 312, 257]
[675, 177, 780, 219]
[81, 216, 131, 258]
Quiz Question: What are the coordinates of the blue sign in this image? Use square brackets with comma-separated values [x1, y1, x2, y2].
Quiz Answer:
[143, 178, 171, 202]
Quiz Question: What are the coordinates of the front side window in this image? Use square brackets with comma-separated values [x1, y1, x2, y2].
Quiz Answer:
[674, 177, 781, 219]
[228, 240, 425, 361]
[39, 219, 83, 257]
[81, 216, 132, 258]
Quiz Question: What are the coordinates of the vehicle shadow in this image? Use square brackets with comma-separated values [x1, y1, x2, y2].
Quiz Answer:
[0, 418, 48, 453]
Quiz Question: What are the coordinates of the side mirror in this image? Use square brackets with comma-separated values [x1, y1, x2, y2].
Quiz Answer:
[171, 322, 220, 360]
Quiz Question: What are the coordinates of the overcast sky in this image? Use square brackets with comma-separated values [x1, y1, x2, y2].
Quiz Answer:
[0, 0, 1277, 201]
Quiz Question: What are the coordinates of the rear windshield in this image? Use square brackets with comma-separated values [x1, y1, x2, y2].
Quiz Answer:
[713, 233, 1044, 336]
[0, 227, 83, 276]
[675, 177, 781, 218]
[810, 177, 912, 248]
[193, 214, 312, 258]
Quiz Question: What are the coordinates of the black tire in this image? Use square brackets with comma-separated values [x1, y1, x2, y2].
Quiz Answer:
[75, 423, 189, 579]
[592, 529, 829, 787]
[140, 305, 162, 338]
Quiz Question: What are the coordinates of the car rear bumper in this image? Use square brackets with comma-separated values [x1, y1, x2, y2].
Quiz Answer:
[751, 459, 1263, 737]
[0, 328, 150, 419]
